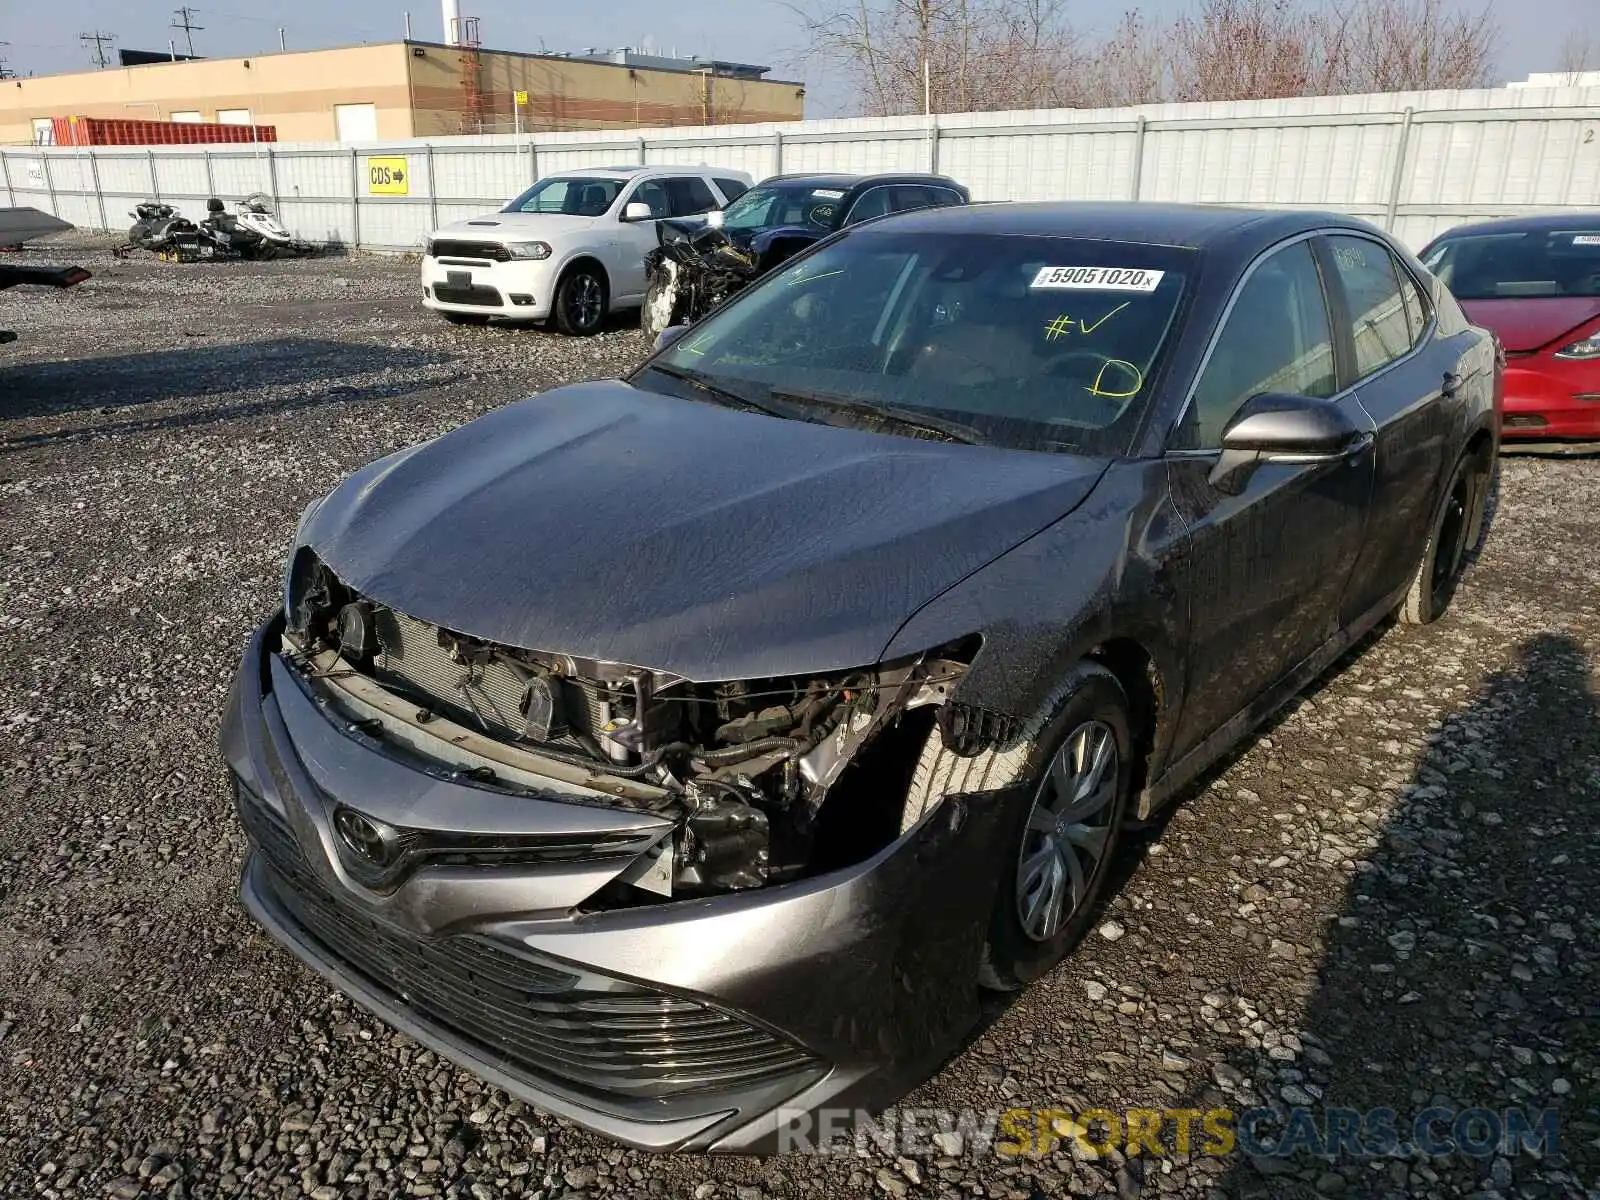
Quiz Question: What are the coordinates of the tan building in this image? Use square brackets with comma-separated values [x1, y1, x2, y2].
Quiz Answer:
[0, 42, 806, 146]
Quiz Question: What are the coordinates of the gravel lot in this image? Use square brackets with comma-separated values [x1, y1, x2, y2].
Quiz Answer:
[1, 237, 1596, 1200]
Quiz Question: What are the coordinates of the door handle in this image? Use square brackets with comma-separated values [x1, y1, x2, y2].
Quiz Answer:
[1442, 371, 1462, 398]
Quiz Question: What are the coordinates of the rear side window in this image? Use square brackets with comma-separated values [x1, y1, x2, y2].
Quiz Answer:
[713, 177, 749, 203]
[664, 176, 718, 218]
[1396, 263, 1430, 344]
[1326, 235, 1414, 379]
[843, 187, 893, 226]
[1177, 240, 1337, 450]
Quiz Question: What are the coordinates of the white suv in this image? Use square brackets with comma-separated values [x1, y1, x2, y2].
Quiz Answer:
[421, 165, 753, 335]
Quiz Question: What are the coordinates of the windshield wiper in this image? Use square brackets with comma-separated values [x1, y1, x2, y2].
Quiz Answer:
[647, 362, 790, 419]
[767, 387, 988, 445]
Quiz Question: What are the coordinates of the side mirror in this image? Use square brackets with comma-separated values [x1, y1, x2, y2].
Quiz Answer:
[652, 324, 691, 353]
[1208, 393, 1367, 492]
[622, 201, 655, 223]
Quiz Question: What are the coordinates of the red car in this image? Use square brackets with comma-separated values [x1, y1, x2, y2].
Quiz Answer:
[1421, 214, 1600, 441]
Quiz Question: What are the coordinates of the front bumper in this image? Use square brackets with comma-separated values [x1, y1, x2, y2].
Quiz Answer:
[1501, 360, 1600, 440]
[220, 613, 1009, 1153]
[421, 256, 555, 320]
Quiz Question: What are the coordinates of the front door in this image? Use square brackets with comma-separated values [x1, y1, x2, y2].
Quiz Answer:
[1165, 237, 1375, 762]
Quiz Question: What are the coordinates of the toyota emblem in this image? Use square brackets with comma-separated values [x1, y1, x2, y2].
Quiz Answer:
[333, 807, 400, 868]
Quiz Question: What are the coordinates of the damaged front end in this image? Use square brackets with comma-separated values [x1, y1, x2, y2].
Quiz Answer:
[284, 550, 972, 906]
[643, 220, 762, 338]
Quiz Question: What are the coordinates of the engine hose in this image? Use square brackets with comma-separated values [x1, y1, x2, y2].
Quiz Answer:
[693, 735, 807, 767]
[524, 739, 695, 780]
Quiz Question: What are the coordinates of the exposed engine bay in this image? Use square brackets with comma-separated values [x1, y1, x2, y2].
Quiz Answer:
[284, 554, 970, 902]
[642, 220, 766, 337]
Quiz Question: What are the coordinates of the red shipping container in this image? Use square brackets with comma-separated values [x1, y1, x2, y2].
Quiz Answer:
[50, 115, 277, 147]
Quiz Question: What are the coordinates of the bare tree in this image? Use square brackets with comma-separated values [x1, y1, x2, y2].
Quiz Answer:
[1314, 0, 1497, 93]
[797, 0, 1498, 115]
[1556, 28, 1598, 85]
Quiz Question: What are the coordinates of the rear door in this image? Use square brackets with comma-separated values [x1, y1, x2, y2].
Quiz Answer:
[1320, 233, 1462, 624]
[1165, 236, 1376, 761]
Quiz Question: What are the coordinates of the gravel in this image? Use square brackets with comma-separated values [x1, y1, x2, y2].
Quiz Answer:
[2, 237, 1597, 1199]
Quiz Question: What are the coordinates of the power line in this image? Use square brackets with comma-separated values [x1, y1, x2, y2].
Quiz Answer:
[79, 30, 116, 69]
[172, 7, 205, 58]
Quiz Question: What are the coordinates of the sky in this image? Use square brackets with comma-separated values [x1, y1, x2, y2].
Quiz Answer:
[2, 0, 1591, 117]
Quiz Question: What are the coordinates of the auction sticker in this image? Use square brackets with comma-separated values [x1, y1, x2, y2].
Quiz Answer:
[1031, 266, 1164, 292]
[812, 189, 846, 199]
[1571, 234, 1600, 245]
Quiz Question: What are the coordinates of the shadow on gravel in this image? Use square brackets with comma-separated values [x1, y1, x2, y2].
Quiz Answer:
[1192, 632, 1599, 1199]
[0, 337, 451, 419]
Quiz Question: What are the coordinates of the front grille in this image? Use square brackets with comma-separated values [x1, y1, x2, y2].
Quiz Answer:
[369, 607, 610, 747]
[236, 786, 818, 1102]
[432, 283, 504, 307]
[430, 239, 510, 261]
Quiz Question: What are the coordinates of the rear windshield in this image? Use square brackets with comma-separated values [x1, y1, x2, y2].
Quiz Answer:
[721, 182, 850, 232]
[652, 230, 1193, 455]
[502, 177, 625, 216]
[1422, 229, 1600, 299]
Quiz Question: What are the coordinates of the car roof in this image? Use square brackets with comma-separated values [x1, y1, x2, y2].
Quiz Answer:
[761, 172, 964, 190]
[555, 165, 748, 180]
[1426, 211, 1600, 242]
[870, 200, 1378, 252]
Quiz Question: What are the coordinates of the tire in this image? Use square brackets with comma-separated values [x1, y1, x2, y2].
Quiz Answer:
[642, 271, 678, 340]
[1399, 447, 1493, 626]
[553, 264, 608, 336]
[903, 662, 1135, 991]
[439, 311, 490, 326]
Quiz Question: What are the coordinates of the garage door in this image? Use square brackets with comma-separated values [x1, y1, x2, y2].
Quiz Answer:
[334, 103, 378, 143]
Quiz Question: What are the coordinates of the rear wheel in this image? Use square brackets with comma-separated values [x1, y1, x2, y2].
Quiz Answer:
[1400, 448, 1493, 625]
[902, 662, 1135, 990]
[553, 265, 608, 336]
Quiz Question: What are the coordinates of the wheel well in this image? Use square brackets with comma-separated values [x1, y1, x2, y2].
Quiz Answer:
[1086, 638, 1162, 793]
[559, 256, 609, 295]
[1465, 425, 1494, 467]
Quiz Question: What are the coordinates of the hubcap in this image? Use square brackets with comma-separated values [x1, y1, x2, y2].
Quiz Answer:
[568, 274, 603, 328]
[1015, 720, 1120, 942]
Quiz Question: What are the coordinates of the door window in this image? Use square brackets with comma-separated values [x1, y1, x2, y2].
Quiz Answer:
[843, 187, 893, 226]
[1176, 240, 1337, 450]
[663, 176, 718, 217]
[1395, 262, 1431, 344]
[629, 180, 670, 219]
[713, 177, 750, 203]
[1326, 235, 1414, 378]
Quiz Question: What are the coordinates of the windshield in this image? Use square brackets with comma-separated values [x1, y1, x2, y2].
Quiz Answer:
[721, 182, 849, 233]
[1422, 229, 1600, 299]
[502, 177, 625, 217]
[643, 231, 1193, 454]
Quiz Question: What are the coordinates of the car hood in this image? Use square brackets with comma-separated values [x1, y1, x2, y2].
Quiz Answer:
[300, 381, 1111, 681]
[1458, 297, 1600, 353]
[434, 212, 601, 239]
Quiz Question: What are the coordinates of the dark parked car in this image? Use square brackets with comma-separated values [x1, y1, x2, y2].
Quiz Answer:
[641, 171, 969, 336]
[222, 202, 1500, 1154]
[1420, 213, 1600, 441]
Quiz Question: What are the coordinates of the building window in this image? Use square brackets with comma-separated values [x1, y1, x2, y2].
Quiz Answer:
[170, 110, 204, 124]
[31, 118, 54, 145]
[216, 108, 253, 125]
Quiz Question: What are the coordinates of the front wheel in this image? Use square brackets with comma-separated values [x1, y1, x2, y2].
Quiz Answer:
[553, 265, 608, 336]
[642, 271, 679, 340]
[903, 662, 1135, 991]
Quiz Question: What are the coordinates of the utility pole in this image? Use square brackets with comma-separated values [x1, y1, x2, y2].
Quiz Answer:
[80, 31, 116, 69]
[171, 7, 204, 58]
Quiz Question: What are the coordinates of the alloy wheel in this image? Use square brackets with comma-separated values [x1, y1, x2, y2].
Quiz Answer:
[567, 274, 603, 331]
[1430, 473, 1471, 607]
[1015, 720, 1120, 942]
